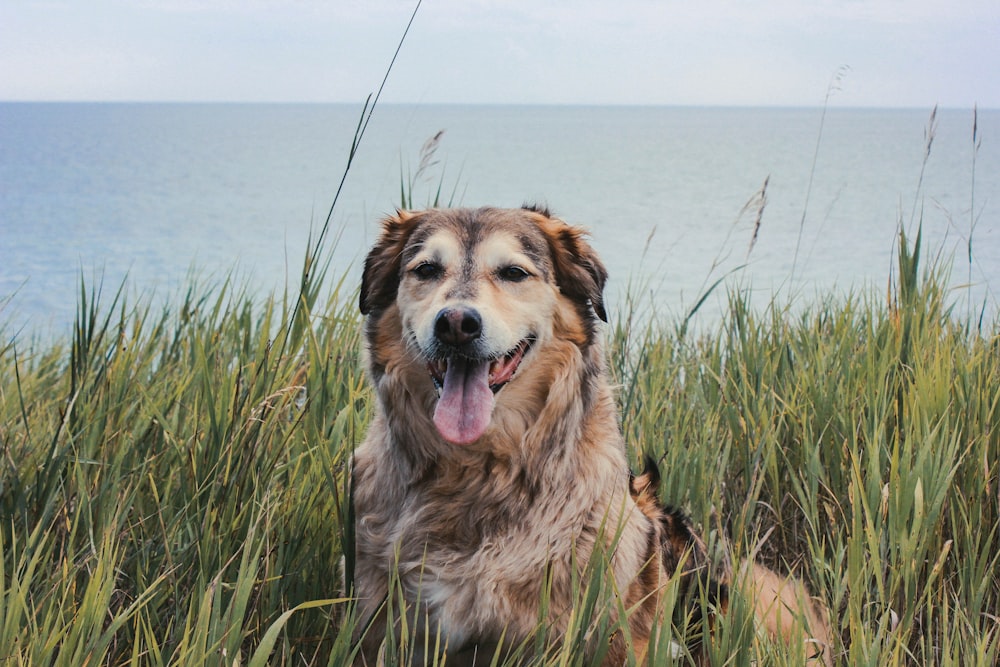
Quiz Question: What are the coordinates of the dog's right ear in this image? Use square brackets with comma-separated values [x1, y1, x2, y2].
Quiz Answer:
[536, 216, 608, 323]
[360, 210, 420, 315]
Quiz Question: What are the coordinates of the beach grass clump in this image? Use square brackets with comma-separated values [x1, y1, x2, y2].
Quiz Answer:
[611, 226, 1000, 665]
[1, 224, 998, 665]
[1, 268, 364, 665]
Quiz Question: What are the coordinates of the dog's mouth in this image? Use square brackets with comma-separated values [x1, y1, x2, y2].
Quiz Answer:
[426, 338, 533, 445]
[428, 338, 533, 394]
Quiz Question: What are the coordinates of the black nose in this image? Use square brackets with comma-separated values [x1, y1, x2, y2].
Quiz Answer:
[434, 307, 482, 346]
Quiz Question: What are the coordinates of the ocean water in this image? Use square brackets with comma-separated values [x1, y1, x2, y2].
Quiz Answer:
[2, 103, 998, 337]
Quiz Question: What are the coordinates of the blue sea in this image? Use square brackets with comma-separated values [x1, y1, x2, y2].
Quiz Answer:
[2, 103, 998, 337]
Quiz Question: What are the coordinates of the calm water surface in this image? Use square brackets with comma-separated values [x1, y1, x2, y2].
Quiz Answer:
[1, 103, 998, 337]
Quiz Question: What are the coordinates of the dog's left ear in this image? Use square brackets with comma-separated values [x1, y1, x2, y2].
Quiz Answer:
[360, 210, 420, 315]
[535, 214, 608, 322]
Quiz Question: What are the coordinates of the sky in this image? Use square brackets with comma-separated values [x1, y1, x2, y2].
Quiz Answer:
[1, 0, 998, 108]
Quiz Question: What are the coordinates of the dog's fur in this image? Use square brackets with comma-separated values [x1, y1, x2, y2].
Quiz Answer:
[351, 206, 832, 665]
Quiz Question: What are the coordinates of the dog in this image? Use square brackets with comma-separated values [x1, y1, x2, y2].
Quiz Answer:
[350, 206, 832, 665]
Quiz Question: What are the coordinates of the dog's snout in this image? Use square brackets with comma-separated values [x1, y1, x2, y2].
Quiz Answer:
[434, 307, 482, 346]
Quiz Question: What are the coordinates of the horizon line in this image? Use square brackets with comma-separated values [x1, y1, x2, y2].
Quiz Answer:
[1, 99, 994, 112]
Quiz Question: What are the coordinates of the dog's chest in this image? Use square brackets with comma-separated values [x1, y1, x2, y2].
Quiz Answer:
[364, 488, 580, 638]
[396, 528, 557, 645]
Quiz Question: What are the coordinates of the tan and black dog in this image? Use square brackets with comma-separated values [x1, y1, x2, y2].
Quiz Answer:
[351, 206, 832, 665]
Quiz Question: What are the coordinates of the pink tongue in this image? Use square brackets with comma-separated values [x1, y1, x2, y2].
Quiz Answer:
[433, 357, 494, 445]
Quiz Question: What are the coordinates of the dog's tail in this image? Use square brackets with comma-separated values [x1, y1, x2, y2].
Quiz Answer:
[629, 456, 730, 614]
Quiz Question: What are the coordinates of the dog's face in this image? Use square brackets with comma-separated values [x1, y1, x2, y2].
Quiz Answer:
[360, 207, 607, 446]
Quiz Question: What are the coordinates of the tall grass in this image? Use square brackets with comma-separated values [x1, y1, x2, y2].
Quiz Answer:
[2, 208, 998, 664]
[614, 223, 1000, 666]
[2, 265, 365, 664]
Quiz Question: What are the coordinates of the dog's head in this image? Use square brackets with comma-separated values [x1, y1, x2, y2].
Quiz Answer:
[360, 206, 607, 446]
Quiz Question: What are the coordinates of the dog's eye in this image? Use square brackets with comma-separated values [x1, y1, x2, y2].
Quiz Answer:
[411, 262, 443, 280]
[497, 266, 530, 282]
